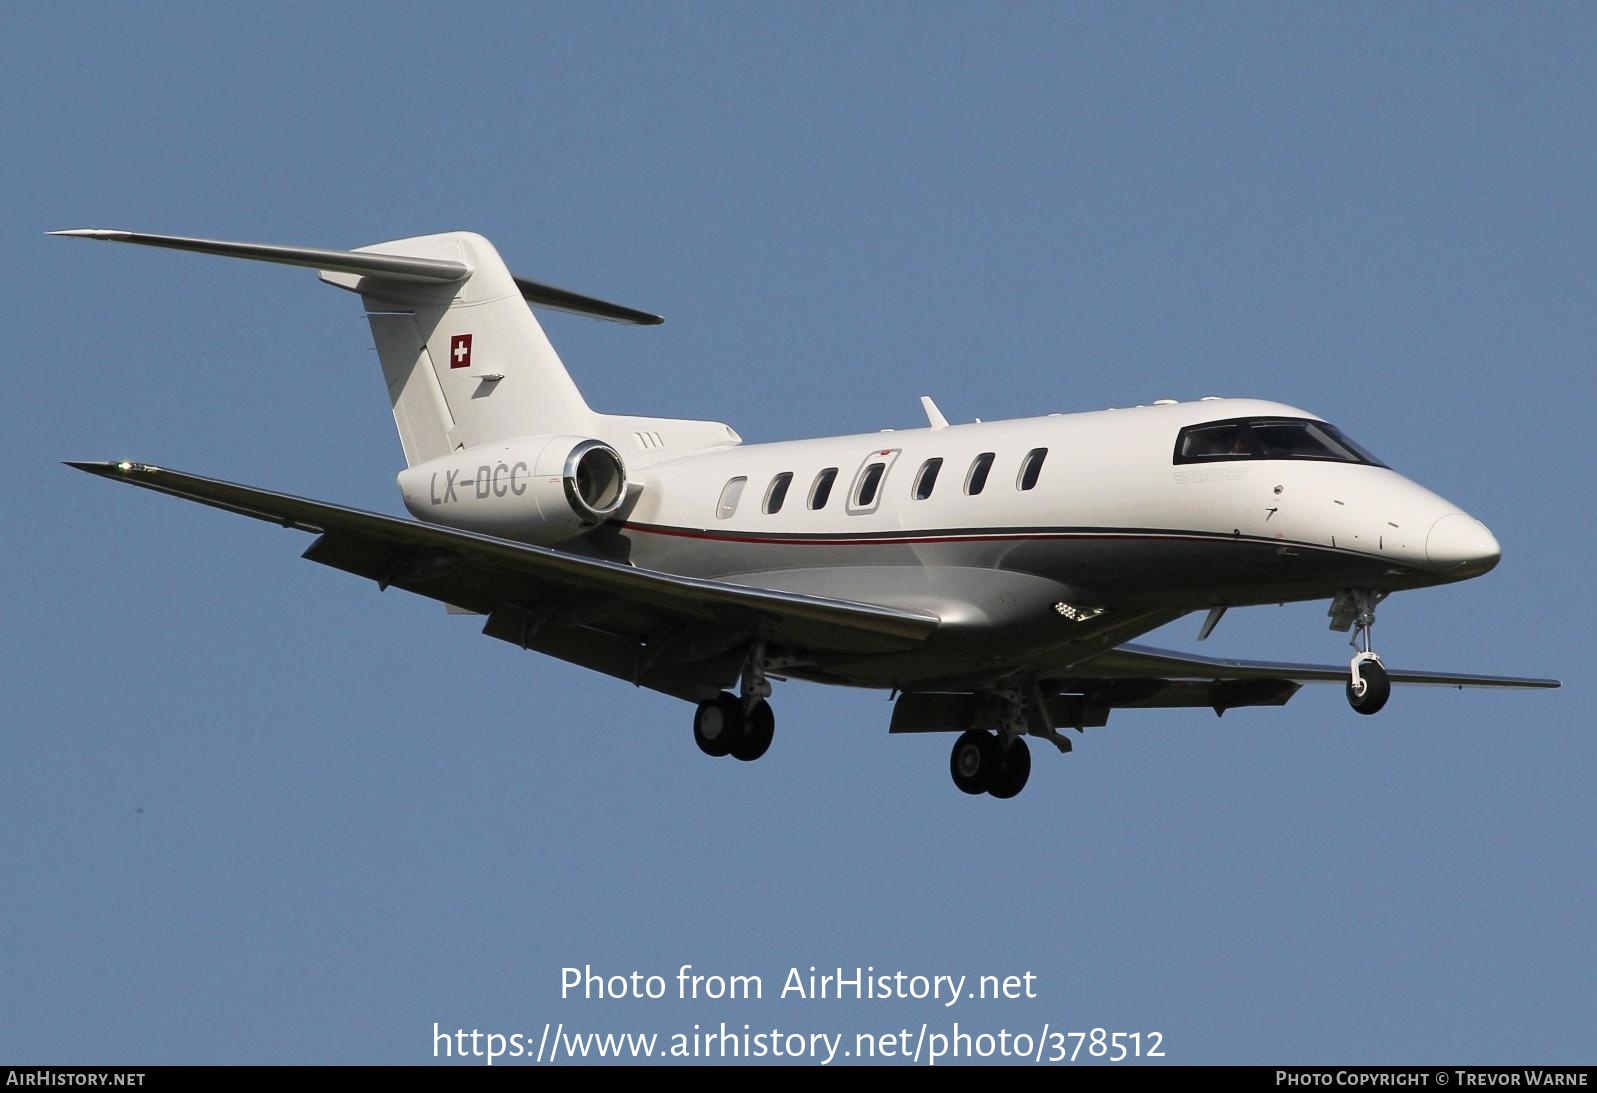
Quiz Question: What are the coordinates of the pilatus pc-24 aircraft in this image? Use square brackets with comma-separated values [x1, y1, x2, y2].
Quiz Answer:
[57, 228, 1559, 799]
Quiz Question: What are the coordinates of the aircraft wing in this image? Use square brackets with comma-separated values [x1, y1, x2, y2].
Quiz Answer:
[1082, 642, 1561, 690]
[68, 461, 940, 701]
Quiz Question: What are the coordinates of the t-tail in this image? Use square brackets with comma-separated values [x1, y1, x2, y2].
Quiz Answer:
[51, 228, 739, 543]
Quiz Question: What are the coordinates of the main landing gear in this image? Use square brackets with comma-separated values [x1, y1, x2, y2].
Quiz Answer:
[693, 693, 775, 761]
[1333, 589, 1391, 716]
[949, 731, 1032, 799]
[691, 641, 776, 762]
[946, 685, 1068, 799]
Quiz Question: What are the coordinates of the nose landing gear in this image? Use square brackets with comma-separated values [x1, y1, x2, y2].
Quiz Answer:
[1347, 657, 1391, 715]
[1331, 589, 1391, 715]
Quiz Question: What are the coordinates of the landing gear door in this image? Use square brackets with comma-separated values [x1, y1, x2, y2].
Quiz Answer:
[846, 447, 901, 516]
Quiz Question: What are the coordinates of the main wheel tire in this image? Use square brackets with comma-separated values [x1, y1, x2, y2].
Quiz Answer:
[950, 730, 998, 795]
[1347, 659, 1391, 716]
[732, 699, 775, 762]
[987, 736, 1032, 799]
[693, 692, 745, 757]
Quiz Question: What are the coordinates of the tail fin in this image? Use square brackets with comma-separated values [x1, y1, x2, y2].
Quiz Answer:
[325, 231, 621, 464]
[50, 228, 662, 465]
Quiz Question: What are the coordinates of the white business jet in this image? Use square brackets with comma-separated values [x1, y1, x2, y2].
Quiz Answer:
[55, 229, 1558, 799]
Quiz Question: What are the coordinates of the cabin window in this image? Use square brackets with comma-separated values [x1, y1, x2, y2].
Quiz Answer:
[763, 472, 793, 514]
[965, 452, 995, 495]
[1173, 418, 1386, 467]
[1017, 447, 1047, 490]
[913, 458, 942, 500]
[853, 462, 886, 508]
[809, 467, 838, 510]
[717, 476, 747, 519]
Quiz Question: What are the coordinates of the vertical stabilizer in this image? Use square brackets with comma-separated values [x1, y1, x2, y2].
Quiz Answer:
[321, 232, 596, 463]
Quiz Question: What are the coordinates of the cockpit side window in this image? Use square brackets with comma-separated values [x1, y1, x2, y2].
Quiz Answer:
[1177, 421, 1253, 460]
[1173, 418, 1385, 467]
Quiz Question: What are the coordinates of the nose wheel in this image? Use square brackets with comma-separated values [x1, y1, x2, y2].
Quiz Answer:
[1333, 589, 1392, 715]
[1347, 657, 1390, 715]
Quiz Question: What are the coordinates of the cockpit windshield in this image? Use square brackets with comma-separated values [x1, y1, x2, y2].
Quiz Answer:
[1173, 417, 1385, 467]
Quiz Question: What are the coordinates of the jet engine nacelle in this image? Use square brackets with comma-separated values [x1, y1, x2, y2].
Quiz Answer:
[396, 435, 627, 544]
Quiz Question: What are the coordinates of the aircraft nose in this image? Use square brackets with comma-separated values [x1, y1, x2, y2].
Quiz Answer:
[1425, 513, 1500, 576]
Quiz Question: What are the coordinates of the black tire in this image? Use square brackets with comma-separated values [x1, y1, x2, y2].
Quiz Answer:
[693, 692, 745, 757]
[987, 736, 1032, 799]
[950, 730, 998, 795]
[1346, 659, 1391, 716]
[732, 699, 775, 762]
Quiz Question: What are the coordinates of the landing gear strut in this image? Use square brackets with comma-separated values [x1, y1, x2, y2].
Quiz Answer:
[1332, 589, 1391, 715]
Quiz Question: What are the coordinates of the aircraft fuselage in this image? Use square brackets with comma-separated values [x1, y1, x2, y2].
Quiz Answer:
[610, 396, 1493, 637]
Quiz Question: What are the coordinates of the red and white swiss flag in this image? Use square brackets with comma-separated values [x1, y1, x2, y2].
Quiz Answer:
[449, 333, 473, 370]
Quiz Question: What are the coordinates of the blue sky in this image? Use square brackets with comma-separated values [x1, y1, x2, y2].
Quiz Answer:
[4, 3, 1593, 1065]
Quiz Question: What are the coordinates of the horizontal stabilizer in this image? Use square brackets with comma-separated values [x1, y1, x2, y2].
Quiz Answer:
[50, 228, 663, 324]
[512, 276, 662, 325]
[49, 228, 469, 284]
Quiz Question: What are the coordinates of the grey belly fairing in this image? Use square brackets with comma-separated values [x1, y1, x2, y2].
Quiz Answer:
[605, 521, 1438, 692]
[619, 522, 1436, 610]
